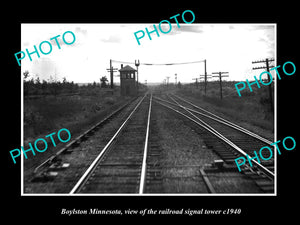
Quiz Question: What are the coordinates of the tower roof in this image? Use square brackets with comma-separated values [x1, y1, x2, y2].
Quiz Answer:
[119, 65, 136, 72]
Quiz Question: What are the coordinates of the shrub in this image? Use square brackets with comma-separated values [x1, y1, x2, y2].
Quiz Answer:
[104, 97, 115, 105]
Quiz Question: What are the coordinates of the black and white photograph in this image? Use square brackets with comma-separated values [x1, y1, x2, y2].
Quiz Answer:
[20, 23, 276, 195]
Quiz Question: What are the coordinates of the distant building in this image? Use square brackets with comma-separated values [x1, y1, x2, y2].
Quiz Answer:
[119, 64, 137, 96]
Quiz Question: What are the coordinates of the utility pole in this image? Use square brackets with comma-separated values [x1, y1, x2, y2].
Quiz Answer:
[135, 60, 140, 92]
[192, 78, 200, 88]
[212, 72, 229, 99]
[163, 79, 166, 86]
[166, 76, 170, 87]
[204, 59, 207, 94]
[198, 59, 211, 95]
[106, 59, 118, 89]
[252, 58, 274, 112]
[200, 73, 212, 93]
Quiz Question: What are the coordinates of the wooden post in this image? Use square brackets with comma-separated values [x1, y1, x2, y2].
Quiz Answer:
[252, 58, 275, 112]
[204, 59, 207, 95]
[212, 72, 229, 99]
[110, 59, 113, 89]
[265, 58, 274, 112]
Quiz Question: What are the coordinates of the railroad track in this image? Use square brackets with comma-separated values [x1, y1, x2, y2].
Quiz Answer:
[29, 93, 158, 194]
[29, 90, 274, 194]
[69, 93, 153, 194]
[32, 96, 139, 175]
[153, 93, 275, 193]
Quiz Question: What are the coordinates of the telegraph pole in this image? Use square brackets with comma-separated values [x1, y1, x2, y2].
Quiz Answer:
[212, 72, 229, 99]
[166, 76, 170, 86]
[192, 78, 200, 88]
[252, 58, 274, 112]
[175, 73, 177, 86]
[198, 59, 211, 95]
[200, 73, 212, 93]
[135, 60, 140, 91]
[204, 59, 207, 94]
[107, 59, 118, 89]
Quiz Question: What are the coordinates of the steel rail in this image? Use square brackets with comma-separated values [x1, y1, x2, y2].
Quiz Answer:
[33, 97, 138, 174]
[154, 95, 272, 146]
[170, 94, 273, 145]
[153, 99, 274, 180]
[69, 94, 148, 194]
[139, 94, 153, 194]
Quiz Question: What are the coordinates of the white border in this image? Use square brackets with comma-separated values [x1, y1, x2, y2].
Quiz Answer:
[21, 23, 277, 196]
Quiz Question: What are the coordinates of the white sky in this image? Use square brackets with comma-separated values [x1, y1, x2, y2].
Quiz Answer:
[21, 23, 275, 84]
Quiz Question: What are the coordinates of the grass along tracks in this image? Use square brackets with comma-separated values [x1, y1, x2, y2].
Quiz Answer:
[26, 93, 161, 194]
[24, 95, 145, 193]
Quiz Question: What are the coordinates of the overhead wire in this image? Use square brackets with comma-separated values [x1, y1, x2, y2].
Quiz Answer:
[111, 59, 205, 66]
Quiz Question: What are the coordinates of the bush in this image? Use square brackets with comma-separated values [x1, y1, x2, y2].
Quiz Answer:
[104, 97, 115, 105]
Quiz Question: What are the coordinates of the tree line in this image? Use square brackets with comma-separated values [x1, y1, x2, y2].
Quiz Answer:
[23, 71, 109, 96]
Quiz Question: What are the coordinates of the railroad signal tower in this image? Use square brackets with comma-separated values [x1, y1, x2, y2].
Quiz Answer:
[252, 58, 274, 112]
[212, 71, 229, 99]
[119, 64, 137, 96]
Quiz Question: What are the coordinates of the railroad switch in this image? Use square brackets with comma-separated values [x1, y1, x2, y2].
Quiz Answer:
[213, 159, 224, 169]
